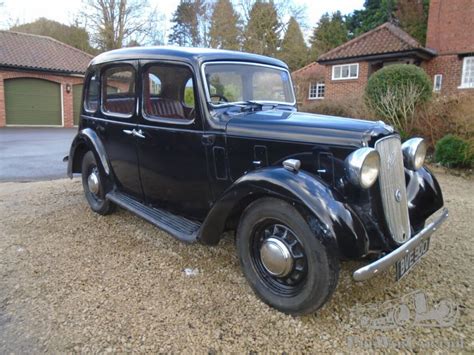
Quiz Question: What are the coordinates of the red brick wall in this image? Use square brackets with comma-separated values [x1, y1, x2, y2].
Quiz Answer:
[426, 0, 474, 55]
[423, 55, 474, 96]
[292, 62, 326, 106]
[0, 69, 84, 127]
[325, 62, 370, 101]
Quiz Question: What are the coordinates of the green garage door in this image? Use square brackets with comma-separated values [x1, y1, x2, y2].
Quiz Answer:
[73, 84, 83, 126]
[5, 78, 62, 126]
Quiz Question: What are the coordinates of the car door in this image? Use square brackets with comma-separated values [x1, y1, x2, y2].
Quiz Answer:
[95, 62, 143, 199]
[136, 61, 211, 220]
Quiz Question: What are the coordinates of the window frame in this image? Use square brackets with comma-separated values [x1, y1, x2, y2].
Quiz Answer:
[141, 61, 198, 126]
[331, 63, 359, 81]
[308, 82, 325, 100]
[83, 70, 100, 114]
[433, 74, 443, 92]
[100, 63, 137, 119]
[460, 56, 474, 89]
[201, 61, 297, 108]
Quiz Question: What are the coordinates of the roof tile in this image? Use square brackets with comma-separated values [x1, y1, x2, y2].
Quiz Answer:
[0, 30, 93, 74]
[318, 22, 431, 62]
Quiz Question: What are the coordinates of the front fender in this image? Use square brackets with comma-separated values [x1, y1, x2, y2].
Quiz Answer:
[198, 167, 369, 258]
[406, 166, 444, 227]
[67, 128, 111, 178]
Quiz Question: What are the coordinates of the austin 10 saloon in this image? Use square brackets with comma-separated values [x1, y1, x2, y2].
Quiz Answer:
[67, 47, 448, 315]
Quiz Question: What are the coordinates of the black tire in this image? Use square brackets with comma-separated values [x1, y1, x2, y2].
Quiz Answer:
[236, 197, 339, 315]
[81, 151, 115, 215]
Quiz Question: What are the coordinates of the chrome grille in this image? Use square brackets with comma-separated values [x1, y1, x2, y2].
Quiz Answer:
[375, 136, 411, 243]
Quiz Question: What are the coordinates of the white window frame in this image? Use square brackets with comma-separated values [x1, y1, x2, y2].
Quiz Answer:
[459, 56, 474, 89]
[433, 74, 443, 92]
[308, 82, 325, 100]
[332, 63, 359, 80]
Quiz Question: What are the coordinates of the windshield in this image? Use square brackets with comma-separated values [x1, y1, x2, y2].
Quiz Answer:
[203, 63, 295, 106]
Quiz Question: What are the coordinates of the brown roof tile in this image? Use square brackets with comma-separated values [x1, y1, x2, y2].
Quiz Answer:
[292, 62, 326, 78]
[318, 22, 434, 62]
[0, 30, 93, 74]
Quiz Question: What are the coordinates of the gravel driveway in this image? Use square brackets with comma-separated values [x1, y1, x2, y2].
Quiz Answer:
[0, 169, 472, 352]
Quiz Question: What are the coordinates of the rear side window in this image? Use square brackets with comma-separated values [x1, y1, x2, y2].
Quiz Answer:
[84, 73, 99, 112]
[102, 65, 136, 116]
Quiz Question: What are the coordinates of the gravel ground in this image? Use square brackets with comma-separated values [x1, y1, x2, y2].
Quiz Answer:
[0, 169, 472, 353]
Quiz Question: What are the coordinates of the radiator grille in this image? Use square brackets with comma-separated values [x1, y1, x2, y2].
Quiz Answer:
[375, 136, 411, 243]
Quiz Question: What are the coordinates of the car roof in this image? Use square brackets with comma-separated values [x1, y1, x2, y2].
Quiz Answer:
[90, 46, 289, 70]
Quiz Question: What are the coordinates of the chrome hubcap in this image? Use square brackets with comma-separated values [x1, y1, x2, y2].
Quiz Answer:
[87, 168, 100, 195]
[260, 237, 294, 277]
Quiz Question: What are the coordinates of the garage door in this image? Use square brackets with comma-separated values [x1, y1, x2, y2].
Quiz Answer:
[5, 78, 62, 126]
[73, 84, 84, 126]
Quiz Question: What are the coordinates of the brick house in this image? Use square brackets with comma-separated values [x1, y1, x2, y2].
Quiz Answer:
[294, 0, 474, 106]
[423, 0, 474, 95]
[0, 31, 92, 127]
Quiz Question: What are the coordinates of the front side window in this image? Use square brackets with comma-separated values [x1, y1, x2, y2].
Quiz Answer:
[102, 65, 136, 116]
[460, 56, 474, 88]
[332, 63, 359, 80]
[309, 82, 325, 99]
[143, 64, 195, 121]
[85, 73, 99, 112]
[204, 63, 295, 106]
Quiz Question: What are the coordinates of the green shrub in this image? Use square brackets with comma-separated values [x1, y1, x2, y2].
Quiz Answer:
[434, 134, 473, 168]
[365, 64, 432, 134]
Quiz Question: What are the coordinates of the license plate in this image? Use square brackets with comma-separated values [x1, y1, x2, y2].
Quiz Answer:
[396, 238, 430, 280]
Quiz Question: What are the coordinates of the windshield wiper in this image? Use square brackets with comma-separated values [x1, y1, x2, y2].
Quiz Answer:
[239, 100, 277, 112]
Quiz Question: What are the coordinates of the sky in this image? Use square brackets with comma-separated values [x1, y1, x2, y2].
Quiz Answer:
[0, 0, 365, 39]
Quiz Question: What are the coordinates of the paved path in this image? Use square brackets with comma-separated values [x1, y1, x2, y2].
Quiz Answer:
[0, 128, 77, 182]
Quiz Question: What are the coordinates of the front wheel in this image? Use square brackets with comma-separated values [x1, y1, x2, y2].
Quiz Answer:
[81, 151, 115, 215]
[236, 197, 339, 315]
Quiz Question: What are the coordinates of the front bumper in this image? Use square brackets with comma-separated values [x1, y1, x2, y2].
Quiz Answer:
[353, 208, 449, 281]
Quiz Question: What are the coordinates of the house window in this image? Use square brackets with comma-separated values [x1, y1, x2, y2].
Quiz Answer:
[433, 74, 443, 92]
[460, 56, 474, 88]
[309, 82, 325, 99]
[332, 63, 359, 80]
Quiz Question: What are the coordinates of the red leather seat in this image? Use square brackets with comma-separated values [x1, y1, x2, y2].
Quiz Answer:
[147, 98, 185, 119]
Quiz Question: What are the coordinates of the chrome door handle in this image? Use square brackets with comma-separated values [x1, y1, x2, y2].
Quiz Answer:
[123, 129, 134, 135]
[133, 129, 145, 139]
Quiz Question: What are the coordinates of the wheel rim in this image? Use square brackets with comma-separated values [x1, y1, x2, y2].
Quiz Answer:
[251, 222, 308, 296]
[87, 167, 101, 199]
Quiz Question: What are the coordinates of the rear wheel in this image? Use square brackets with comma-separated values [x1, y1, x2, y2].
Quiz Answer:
[236, 197, 339, 315]
[81, 151, 115, 215]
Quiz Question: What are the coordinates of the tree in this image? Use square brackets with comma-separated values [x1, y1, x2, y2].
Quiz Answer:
[346, 0, 396, 37]
[81, 0, 163, 51]
[10, 18, 95, 54]
[278, 17, 308, 71]
[243, 0, 280, 56]
[365, 64, 432, 135]
[168, 0, 208, 47]
[209, 0, 241, 50]
[309, 11, 348, 59]
[396, 0, 430, 44]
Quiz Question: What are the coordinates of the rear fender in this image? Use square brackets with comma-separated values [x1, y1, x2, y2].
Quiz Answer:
[198, 167, 369, 258]
[67, 128, 111, 178]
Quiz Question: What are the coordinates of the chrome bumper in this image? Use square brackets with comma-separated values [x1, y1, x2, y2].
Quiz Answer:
[353, 208, 449, 282]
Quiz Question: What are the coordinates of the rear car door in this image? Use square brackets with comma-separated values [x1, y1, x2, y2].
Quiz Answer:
[93, 63, 143, 199]
[136, 61, 211, 220]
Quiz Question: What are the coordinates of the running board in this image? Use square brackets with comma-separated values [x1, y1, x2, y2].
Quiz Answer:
[106, 191, 200, 243]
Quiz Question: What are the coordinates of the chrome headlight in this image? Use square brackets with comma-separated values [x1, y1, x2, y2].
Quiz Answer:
[345, 148, 380, 189]
[402, 138, 426, 170]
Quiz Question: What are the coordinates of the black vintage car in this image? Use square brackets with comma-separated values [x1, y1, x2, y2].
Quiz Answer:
[67, 47, 448, 315]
